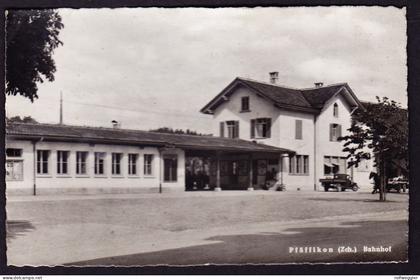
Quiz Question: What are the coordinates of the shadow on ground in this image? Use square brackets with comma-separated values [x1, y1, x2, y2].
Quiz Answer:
[6, 220, 35, 240]
[68, 219, 407, 266]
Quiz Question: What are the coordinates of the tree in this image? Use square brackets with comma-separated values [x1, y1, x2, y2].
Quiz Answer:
[6, 9, 64, 102]
[150, 127, 208, 136]
[339, 97, 408, 201]
[7, 115, 38, 124]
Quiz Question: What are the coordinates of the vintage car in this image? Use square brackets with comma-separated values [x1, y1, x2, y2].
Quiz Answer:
[386, 176, 409, 193]
[319, 173, 359, 192]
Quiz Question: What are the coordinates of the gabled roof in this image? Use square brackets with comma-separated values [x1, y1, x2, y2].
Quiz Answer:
[200, 77, 364, 114]
[6, 122, 294, 155]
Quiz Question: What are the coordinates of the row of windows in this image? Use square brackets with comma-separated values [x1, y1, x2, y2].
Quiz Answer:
[36, 150, 155, 177]
[220, 119, 341, 142]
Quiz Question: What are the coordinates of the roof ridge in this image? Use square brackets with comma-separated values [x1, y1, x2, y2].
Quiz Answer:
[7, 121, 226, 140]
[300, 82, 347, 91]
[237, 77, 303, 91]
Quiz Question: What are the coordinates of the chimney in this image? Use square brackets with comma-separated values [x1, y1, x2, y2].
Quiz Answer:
[111, 120, 121, 128]
[314, 82, 324, 88]
[269, 72, 279, 84]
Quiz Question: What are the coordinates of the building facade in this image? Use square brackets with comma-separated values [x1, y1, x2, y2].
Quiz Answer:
[200, 74, 374, 191]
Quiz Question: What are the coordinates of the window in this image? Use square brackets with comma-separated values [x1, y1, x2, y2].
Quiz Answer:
[329, 123, 342, 141]
[6, 148, 22, 157]
[289, 155, 309, 175]
[241, 96, 250, 111]
[295, 119, 303, 140]
[333, 103, 339, 117]
[112, 153, 122, 175]
[144, 154, 154, 175]
[226, 121, 239, 139]
[76, 152, 88, 175]
[128, 154, 138, 175]
[163, 155, 178, 182]
[6, 160, 23, 181]
[251, 118, 271, 138]
[57, 151, 69, 175]
[36, 150, 50, 174]
[94, 152, 106, 175]
[324, 156, 347, 175]
[220, 122, 225, 137]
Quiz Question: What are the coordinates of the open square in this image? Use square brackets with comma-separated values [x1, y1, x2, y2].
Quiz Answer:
[6, 190, 408, 265]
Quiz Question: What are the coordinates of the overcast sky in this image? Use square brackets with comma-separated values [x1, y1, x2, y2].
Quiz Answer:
[6, 7, 407, 134]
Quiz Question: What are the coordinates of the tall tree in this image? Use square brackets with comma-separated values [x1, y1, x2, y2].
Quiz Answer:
[339, 97, 408, 201]
[6, 9, 64, 102]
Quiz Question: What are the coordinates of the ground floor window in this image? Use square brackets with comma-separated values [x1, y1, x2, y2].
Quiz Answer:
[6, 148, 22, 157]
[144, 154, 154, 175]
[112, 153, 122, 175]
[289, 155, 309, 175]
[94, 152, 106, 175]
[57, 151, 69, 175]
[6, 160, 23, 181]
[37, 150, 50, 174]
[164, 155, 177, 182]
[324, 156, 347, 175]
[76, 151, 88, 175]
[128, 154, 138, 175]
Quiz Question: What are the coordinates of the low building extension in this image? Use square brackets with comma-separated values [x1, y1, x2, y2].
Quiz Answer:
[6, 122, 294, 195]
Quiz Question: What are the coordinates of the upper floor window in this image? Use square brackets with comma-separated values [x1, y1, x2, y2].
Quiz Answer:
[329, 123, 342, 141]
[289, 155, 309, 175]
[76, 151, 88, 175]
[36, 150, 50, 175]
[220, 121, 239, 138]
[6, 148, 22, 157]
[112, 153, 122, 175]
[144, 154, 154, 175]
[241, 96, 250, 112]
[57, 151, 69, 175]
[94, 152, 106, 175]
[128, 154, 138, 175]
[251, 118, 271, 139]
[333, 103, 339, 117]
[295, 119, 303, 140]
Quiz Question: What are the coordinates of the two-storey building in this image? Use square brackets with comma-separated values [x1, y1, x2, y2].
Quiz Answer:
[200, 73, 374, 191]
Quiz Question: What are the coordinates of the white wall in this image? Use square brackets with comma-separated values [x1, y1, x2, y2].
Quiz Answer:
[315, 91, 374, 191]
[278, 109, 315, 191]
[212, 86, 281, 147]
[5, 139, 185, 195]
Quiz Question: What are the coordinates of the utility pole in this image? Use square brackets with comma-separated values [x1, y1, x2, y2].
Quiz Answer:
[59, 91, 63, 125]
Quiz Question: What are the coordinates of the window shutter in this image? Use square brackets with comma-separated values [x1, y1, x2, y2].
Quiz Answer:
[266, 118, 271, 138]
[338, 124, 342, 138]
[329, 124, 333, 141]
[235, 121, 239, 138]
[250, 119, 255, 139]
[220, 122, 225, 138]
[295, 120, 302, 139]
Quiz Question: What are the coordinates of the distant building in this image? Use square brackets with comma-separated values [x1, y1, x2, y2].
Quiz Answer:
[200, 73, 374, 191]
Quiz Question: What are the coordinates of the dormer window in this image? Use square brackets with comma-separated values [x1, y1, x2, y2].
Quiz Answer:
[241, 96, 250, 112]
[333, 103, 339, 117]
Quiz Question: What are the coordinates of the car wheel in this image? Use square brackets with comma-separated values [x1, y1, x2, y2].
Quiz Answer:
[324, 187, 328, 192]
[352, 185, 359, 191]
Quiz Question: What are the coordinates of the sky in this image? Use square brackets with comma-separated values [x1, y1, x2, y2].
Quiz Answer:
[6, 7, 407, 134]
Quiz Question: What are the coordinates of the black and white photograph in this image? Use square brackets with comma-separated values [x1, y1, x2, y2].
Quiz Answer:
[5, 6, 408, 266]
